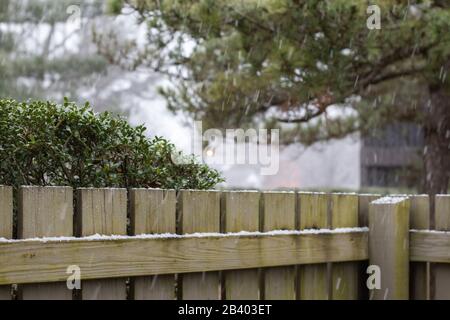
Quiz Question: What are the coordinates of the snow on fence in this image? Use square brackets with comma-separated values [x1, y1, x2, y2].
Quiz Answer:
[0, 186, 449, 300]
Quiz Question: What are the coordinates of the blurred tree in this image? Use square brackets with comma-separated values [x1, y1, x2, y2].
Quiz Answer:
[0, 0, 108, 101]
[105, 0, 450, 195]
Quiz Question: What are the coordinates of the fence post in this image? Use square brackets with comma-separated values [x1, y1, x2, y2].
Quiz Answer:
[369, 196, 410, 300]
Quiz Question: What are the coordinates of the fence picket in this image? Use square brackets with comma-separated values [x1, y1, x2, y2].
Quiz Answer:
[410, 195, 431, 300]
[130, 189, 176, 300]
[358, 195, 380, 229]
[77, 188, 127, 300]
[330, 193, 359, 300]
[298, 192, 329, 300]
[180, 190, 221, 299]
[357, 194, 380, 299]
[0, 186, 13, 300]
[262, 192, 296, 300]
[3, 187, 450, 301]
[224, 191, 261, 300]
[434, 195, 450, 300]
[18, 186, 73, 300]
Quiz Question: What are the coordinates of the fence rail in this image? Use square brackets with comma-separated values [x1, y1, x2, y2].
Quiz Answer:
[0, 186, 449, 300]
[0, 230, 368, 285]
[410, 231, 450, 263]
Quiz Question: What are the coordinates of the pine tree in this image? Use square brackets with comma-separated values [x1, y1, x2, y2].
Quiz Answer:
[109, 0, 450, 195]
[0, 0, 107, 100]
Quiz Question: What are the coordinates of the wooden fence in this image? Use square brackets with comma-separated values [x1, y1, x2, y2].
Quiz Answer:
[0, 186, 449, 300]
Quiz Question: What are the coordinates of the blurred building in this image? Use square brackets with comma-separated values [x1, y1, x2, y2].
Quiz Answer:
[360, 122, 423, 189]
[211, 123, 424, 191]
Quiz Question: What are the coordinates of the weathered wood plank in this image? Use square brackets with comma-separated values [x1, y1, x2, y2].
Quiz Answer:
[0, 186, 12, 240]
[357, 194, 380, 300]
[77, 188, 127, 300]
[409, 195, 431, 300]
[0, 231, 369, 286]
[224, 191, 261, 300]
[330, 194, 359, 300]
[180, 190, 221, 300]
[130, 188, 176, 300]
[434, 195, 450, 300]
[369, 197, 410, 300]
[298, 192, 329, 300]
[0, 186, 13, 300]
[262, 192, 296, 300]
[410, 230, 450, 263]
[358, 194, 380, 228]
[18, 186, 73, 300]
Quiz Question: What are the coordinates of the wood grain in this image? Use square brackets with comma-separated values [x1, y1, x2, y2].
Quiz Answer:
[410, 231, 450, 263]
[18, 186, 73, 300]
[130, 188, 176, 300]
[180, 190, 221, 300]
[358, 194, 380, 228]
[0, 231, 369, 286]
[223, 191, 261, 300]
[433, 195, 450, 300]
[298, 192, 329, 300]
[0, 186, 12, 240]
[0, 186, 12, 300]
[262, 192, 296, 300]
[357, 194, 380, 300]
[409, 195, 431, 300]
[77, 188, 127, 300]
[330, 194, 359, 300]
[369, 197, 410, 300]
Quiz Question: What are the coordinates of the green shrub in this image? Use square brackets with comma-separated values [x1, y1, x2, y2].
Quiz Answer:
[0, 98, 223, 189]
